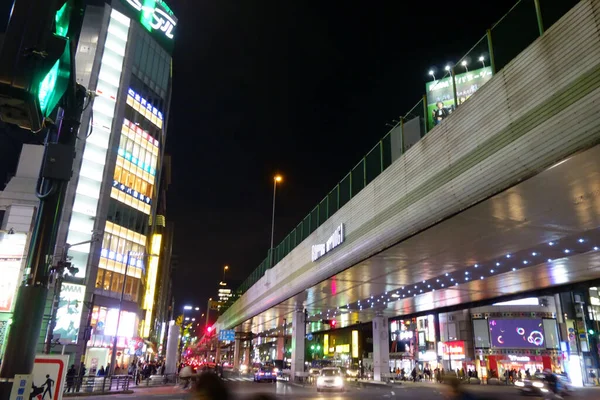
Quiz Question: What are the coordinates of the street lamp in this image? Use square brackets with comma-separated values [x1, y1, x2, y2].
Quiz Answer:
[479, 55, 486, 68]
[270, 175, 283, 268]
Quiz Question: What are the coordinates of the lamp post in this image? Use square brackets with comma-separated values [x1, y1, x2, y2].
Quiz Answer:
[223, 265, 229, 279]
[269, 175, 283, 268]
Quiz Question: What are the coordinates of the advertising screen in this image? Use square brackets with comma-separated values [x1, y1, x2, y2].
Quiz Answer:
[53, 283, 85, 343]
[425, 66, 493, 129]
[489, 319, 545, 348]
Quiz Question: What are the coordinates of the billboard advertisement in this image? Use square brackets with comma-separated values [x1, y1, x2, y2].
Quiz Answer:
[0, 232, 27, 312]
[426, 66, 493, 129]
[489, 318, 545, 348]
[53, 283, 85, 344]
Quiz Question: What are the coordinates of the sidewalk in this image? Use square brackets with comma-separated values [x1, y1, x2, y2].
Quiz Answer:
[64, 383, 183, 397]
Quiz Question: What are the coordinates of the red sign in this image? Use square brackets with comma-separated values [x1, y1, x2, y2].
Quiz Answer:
[443, 341, 465, 357]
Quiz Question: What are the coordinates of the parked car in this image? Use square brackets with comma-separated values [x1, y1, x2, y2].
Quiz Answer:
[317, 367, 345, 392]
[254, 366, 276, 383]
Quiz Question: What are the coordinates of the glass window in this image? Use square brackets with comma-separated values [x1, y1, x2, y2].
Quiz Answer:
[132, 142, 140, 160]
[95, 269, 104, 288]
[102, 233, 112, 249]
[111, 272, 124, 293]
[140, 39, 149, 73]
[114, 165, 123, 182]
[134, 36, 143, 67]
[125, 137, 134, 154]
[116, 237, 126, 255]
[103, 271, 113, 291]
[140, 180, 149, 197]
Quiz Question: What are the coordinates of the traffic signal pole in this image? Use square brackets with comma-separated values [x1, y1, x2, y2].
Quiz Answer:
[0, 2, 86, 399]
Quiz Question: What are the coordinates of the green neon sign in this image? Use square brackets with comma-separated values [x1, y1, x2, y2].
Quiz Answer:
[122, 0, 177, 40]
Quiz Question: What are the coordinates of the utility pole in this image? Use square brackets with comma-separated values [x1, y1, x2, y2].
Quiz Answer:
[0, 2, 88, 399]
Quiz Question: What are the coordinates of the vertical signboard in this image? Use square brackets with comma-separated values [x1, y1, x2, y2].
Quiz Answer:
[426, 66, 493, 129]
[9, 374, 32, 400]
[53, 283, 85, 343]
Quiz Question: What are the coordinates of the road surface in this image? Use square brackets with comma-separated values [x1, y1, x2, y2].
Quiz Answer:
[74, 379, 600, 400]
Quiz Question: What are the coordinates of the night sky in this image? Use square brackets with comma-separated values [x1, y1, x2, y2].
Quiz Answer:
[165, 0, 510, 312]
[0, 0, 510, 315]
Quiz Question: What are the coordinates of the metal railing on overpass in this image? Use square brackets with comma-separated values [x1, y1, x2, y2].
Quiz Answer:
[223, 0, 582, 310]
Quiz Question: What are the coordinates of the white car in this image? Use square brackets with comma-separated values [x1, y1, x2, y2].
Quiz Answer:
[317, 367, 344, 392]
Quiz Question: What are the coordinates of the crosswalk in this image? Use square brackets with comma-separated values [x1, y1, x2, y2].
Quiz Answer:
[222, 376, 254, 382]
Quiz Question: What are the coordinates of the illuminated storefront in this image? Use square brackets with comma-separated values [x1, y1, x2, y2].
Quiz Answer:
[389, 315, 438, 372]
[440, 340, 467, 372]
[86, 306, 139, 373]
[473, 315, 563, 379]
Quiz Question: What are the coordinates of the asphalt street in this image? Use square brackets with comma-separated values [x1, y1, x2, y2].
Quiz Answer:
[72, 380, 600, 400]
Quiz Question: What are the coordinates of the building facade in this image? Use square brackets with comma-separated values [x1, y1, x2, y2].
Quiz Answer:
[39, 0, 176, 373]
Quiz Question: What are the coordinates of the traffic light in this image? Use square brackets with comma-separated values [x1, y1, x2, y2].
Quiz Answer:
[588, 328, 596, 336]
[206, 326, 214, 333]
[321, 319, 337, 327]
[0, 0, 76, 132]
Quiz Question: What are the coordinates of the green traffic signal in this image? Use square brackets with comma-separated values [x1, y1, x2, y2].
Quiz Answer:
[589, 328, 595, 335]
[38, 2, 73, 118]
[55, 2, 72, 37]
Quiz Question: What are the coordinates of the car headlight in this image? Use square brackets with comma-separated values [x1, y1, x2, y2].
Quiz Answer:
[532, 382, 544, 388]
[317, 377, 325, 384]
[515, 381, 525, 387]
[273, 368, 279, 373]
[334, 377, 343, 386]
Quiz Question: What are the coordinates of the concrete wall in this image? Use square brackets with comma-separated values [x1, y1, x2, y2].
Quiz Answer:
[218, 0, 600, 330]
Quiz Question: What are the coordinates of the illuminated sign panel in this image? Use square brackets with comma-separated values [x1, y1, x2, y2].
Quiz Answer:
[142, 233, 162, 337]
[126, 88, 164, 129]
[53, 283, 85, 343]
[122, 0, 177, 42]
[311, 224, 344, 262]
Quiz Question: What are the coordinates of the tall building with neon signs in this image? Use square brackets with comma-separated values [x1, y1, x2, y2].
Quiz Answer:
[43, 0, 177, 370]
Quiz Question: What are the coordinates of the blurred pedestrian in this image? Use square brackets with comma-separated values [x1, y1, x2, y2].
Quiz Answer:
[193, 372, 229, 400]
[442, 374, 478, 400]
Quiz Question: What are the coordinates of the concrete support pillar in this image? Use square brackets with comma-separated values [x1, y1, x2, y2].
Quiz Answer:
[373, 314, 390, 382]
[276, 335, 285, 360]
[244, 346, 251, 365]
[291, 308, 305, 381]
[234, 338, 242, 369]
[165, 321, 180, 374]
[215, 339, 221, 366]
